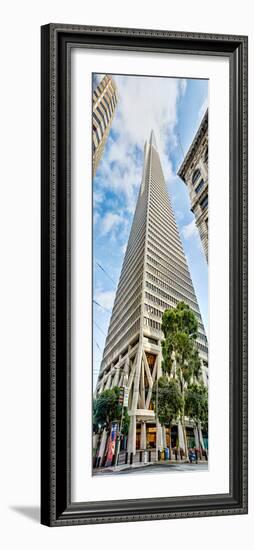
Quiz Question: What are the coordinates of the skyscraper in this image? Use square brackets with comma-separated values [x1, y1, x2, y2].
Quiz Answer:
[95, 131, 208, 461]
[177, 110, 208, 261]
[92, 75, 118, 175]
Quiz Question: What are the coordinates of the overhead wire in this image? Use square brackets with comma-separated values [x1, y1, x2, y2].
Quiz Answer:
[93, 299, 111, 314]
[95, 261, 117, 287]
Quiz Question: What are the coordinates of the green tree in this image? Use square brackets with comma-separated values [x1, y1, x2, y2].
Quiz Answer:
[161, 302, 202, 459]
[93, 387, 130, 461]
[152, 376, 182, 452]
[185, 383, 208, 450]
[93, 387, 122, 432]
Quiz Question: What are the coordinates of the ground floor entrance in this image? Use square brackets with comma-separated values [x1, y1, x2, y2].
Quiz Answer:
[93, 420, 208, 469]
[136, 422, 157, 449]
[132, 421, 197, 451]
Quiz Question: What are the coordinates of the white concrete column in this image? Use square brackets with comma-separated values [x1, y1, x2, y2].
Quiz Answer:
[112, 366, 120, 387]
[123, 358, 130, 387]
[140, 359, 146, 408]
[194, 424, 205, 449]
[194, 426, 199, 448]
[131, 346, 142, 411]
[98, 379, 105, 394]
[162, 426, 167, 448]
[98, 429, 108, 460]
[178, 421, 185, 450]
[156, 421, 163, 450]
[93, 433, 99, 451]
[198, 424, 205, 449]
[105, 373, 111, 389]
[140, 422, 146, 449]
[127, 415, 136, 455]
[157, 352, 163, 378]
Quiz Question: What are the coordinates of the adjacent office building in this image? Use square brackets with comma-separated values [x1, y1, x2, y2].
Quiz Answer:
[95, 131, 208, 462]
[177, 110, 208, 261]
[92, 75, 118, 176]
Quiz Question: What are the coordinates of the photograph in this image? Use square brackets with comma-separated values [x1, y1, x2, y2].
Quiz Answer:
[92, 73, 209, 475]
[40, 23, 247, 526]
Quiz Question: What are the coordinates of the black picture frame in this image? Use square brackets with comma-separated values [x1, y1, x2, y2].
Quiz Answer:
[41, 23, 248, 526]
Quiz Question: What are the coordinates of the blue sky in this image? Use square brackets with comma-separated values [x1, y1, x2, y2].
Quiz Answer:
[92, 74, 208, 386]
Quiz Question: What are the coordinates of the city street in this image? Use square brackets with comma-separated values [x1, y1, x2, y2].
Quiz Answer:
[94, 462, 208, 475]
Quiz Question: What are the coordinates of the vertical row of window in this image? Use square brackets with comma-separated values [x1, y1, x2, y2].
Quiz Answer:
[200, 195, 208, 210]
[195, 179, 204, 194]
[103, 319, 140, 364]
[144, 303, 163, 318]
[146, 262, 196, 301]
[191, 146, 208, 206]
[92, 79, 117, 151]
[144, 317, 162, 331]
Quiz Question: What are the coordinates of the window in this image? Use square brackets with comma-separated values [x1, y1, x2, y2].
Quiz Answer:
[192, 169, 201, 185]
[100, 100, 110, 125]
[147, 337, 158, 345]
[93, 111, 102, 129]
[93, 126, 101, 145]
[200, 195, 208, 210]
[96, 105, 106, 126]
[195, 179, 204, 194]
[204, 147, 208, 165]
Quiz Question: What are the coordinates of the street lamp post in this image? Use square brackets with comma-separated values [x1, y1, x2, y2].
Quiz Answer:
[114, 386, 128, 468]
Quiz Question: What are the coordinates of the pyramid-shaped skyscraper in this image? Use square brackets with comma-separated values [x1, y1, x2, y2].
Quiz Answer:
[96, 131, 208, 458]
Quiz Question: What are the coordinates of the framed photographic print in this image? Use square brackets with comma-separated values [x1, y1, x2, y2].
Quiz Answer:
[41, 24, 248, 526]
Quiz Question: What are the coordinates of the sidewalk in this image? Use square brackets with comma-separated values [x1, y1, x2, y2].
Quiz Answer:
[94, 459, 208, 474]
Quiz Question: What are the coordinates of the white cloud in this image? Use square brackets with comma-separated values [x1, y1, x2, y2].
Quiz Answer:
[182, 219, 198, 240]
[94, 289, 115, 311]
[100, 211, 128, 237]
[100, 212, 123, 236]
[175, 209, 184, 222]
[93, 211, 99, 226]
[93, 190, 104, 205]
[179, 78, 187, 96]
[96, 74, 187, 214]
[121, 242, 127, 255]
[114, 75, 186, 153]
[98, 151, 142, 214]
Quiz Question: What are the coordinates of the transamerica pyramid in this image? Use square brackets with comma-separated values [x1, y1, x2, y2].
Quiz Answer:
[95, 131, 208, 461]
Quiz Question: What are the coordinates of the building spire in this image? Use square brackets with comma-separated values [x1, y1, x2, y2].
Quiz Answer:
[149, 129, 158, 150]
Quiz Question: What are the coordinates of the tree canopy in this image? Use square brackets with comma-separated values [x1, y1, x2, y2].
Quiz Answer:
[160, 302, 203, 457]
[185, 383, 208, 430]
[152, 376, 182, 427]
[93, 387, 123, 432]
[161, 301, 201, 384]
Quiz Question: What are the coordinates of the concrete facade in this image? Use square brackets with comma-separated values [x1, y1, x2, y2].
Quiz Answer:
[95, 131, 208, 459]
[92, 75, 118, 176]
[177, 110, 208, 262]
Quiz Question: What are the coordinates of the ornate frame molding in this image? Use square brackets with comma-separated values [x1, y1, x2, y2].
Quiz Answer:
[41, 24, 248, 526]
